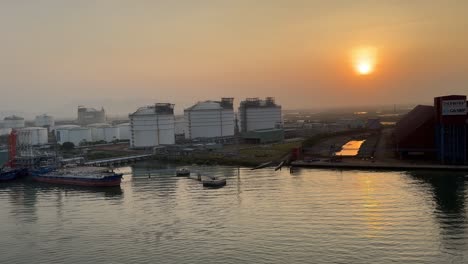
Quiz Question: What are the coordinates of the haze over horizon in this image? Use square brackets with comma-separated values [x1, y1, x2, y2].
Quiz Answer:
[1, 1, 467, 118]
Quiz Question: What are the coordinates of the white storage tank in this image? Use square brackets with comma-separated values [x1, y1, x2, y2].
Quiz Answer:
[88, 123, 120, 142]
[55, 127, 92, 146]
[35, 114, 55, 131]
[184, 98, 235, 139]
[239, 97, 282, 132]
[117, 123, 131, 140]
[3, 115, 25, 129]
[0, 128, 12, 136]
[129, 103, 175, 148]
[17, 127, 48, 145]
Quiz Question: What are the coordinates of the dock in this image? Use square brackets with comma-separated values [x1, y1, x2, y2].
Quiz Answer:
[84, 154, 153, 167]
[291, 160, 468, 172]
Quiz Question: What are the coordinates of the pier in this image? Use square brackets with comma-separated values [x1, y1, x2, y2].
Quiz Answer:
[84, 154, 153, 167]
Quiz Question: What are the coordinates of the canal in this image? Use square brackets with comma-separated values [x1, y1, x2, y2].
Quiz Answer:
[0, 162, 467, 263]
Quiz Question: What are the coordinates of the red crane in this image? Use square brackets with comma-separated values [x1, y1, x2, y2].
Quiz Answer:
[7, 130, 17, 168]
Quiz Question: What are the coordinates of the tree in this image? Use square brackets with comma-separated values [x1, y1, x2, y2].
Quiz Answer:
[62, 142, 75, 151]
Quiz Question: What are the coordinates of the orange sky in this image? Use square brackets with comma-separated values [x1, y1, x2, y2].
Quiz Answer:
[1, 1, 467, 117]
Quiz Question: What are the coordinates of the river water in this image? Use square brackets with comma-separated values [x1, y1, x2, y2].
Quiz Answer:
[0, 163, 467, 263]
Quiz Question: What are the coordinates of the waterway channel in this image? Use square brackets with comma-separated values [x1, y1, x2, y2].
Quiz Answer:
[0, 162, 467, 263]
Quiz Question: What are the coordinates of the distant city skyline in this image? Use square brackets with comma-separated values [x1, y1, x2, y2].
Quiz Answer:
[1, 1, 467, 118]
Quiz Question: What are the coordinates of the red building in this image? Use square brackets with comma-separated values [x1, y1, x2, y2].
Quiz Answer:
[395, 95, 468, 164]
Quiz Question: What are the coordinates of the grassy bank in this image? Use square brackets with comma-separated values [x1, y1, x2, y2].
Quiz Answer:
[153, 142, 303, 167]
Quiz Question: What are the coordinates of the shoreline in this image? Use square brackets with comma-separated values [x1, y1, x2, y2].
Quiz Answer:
[291, 160, 468, 172]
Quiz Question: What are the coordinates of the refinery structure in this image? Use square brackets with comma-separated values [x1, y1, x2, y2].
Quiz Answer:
[184, 98, 235, 140]
[35, 114, 55, 131]
[129, 103, 175, 148]
[77, 106, 106, 126]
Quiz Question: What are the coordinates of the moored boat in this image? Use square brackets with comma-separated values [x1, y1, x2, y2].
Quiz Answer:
[202, 176, 226, 188]
[32, 166, 122, 187]
[0, 167, 28, 181]
[176, 168, 190, 176]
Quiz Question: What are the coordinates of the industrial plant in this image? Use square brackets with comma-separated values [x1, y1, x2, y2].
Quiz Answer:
[34, 114, 55, 131]
[77, 106, 106, 126]
[184, 98, 235, 140]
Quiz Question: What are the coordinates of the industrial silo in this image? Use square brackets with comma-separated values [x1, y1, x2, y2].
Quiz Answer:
[184, 98, 235, 140]
[129, 103, 175, 148]
[17, 127, 48, 145]
[55, 126, 92, 146]
[35, 114, 55, 131]
[0, 128, 11, 136]
[3, 115, 25, 129]
[117, 123, 131, 140]
[239, 97, 282, 132]
[88, 123, 120, 142]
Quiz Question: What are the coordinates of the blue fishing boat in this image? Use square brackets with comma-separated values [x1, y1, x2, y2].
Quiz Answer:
[0, 167, 27, 181]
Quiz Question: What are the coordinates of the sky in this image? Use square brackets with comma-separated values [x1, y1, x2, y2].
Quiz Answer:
[1, 0, 467, 118]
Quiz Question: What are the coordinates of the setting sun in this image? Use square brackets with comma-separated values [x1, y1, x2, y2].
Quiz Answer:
[352, 47, 377, 75]
[356, 60, 373, 75]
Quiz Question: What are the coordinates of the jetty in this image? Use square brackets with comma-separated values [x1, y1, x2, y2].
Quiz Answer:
[84, 154, 152, 167]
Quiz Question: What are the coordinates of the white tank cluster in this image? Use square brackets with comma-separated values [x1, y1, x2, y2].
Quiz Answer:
[184, 98, 235, 139]
[17, 127, 48, 146]
[239, 97, 282, 132]
[129, 103, 175, 148]
[35, 114, 55, 131]
[0, 128, 11, 136]
[117, 123, 131, 140]
[88, 123, 120, 142]
[3, 115, 25, 129]
[55, 125, 92, 146]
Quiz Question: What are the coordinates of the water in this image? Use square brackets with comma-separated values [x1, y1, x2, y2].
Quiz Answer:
[0, 163, 468, 263]
[335, 140, 366, 156]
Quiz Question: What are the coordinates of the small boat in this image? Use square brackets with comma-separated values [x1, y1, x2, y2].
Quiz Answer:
[0, 167, 19, 181]
[32, 166, 122, 187]
[176, 168, 190, 176]
[202, 176, 226, 188]
[0, 167, 28, 181]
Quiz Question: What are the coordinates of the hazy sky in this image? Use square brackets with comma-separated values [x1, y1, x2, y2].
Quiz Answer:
[1, 1, 467, 118]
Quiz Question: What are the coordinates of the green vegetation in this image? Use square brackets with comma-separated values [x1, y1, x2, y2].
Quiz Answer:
[155, 141, 303, 167]
[61, 142, 75, 151]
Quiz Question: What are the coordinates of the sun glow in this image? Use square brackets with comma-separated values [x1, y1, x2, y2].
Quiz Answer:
[352, 47, 377, 75]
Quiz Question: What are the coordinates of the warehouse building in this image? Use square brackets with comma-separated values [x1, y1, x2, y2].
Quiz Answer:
[129, 103, 175, 148]
[184, 98, 235, 140]
[241, 128, 284, 144]
[395, 95, 468, 164]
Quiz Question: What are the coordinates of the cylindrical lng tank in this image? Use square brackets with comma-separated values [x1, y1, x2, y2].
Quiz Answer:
[184, 101, 234, 139]
[129, 104, 175, 148]
[56, 127, 91, 146]
[17, 127, 48, 145]
[117, 123, 131, 140]
[0, 128, 11, 136]
[103, 126, 120, 142]
[239, 98, 282, 132]
[3, 116, 25, 129]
